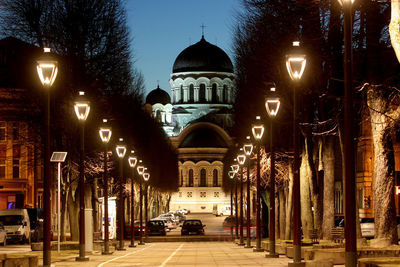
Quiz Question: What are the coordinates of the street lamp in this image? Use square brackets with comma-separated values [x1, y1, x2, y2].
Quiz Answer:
[74, 91, 90, 262]
[286, 41, 306, 266]
[128, 150, 137, 248]
[115, 138, 127, 251]
[99, 119, 112, 255]
[36, 47, 58, 267]
[252, 116, 265, 252]
[228, 170, 236, 241]
[137, 161, 145, 245]
[143, 172, 150, 237]
[265, 86, 280, 258]
[338, 0, 356, 266]
[232, 159, 239, 240]
[237, 151, 246, 246]
[243, 136, 253, 248]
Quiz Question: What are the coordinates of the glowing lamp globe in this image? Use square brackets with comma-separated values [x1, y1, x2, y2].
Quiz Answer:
[143, 173, 150, 182]
[237, 154, 246, 165]
[137, 164, 145, 176]
[36, 47, 58, 87]
[286, 41, 306, 81]
[115, 138, 127, 158]
[74, 91, 90, 121]
[265, 87, 280, 118]
[243, 136, 253, 156]
[252, 116, 265, 141]
[99, 119, 112, 144]
[228, 171, 235, 179]
[337, 0, 355, 6]
[128, 151, 137, 168]
[231, 164, 240, 173]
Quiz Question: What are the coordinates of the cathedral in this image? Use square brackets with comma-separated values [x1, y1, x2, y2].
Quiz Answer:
[145, 35, 235, 213]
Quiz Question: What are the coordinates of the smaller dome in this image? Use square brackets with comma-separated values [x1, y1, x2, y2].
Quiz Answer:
[146, 86, 171, 105]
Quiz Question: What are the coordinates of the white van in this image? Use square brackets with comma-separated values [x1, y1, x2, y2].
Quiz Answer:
[0, 209, 30, 244]
[212, 204, 231, 216]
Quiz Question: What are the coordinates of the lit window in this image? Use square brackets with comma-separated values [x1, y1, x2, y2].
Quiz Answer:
[188, 169, 194, 187]
[213, 169, 218, 187]
[200, 169, 207, 187]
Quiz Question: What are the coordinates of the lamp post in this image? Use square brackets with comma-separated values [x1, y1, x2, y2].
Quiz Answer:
[228, 170, 236, 241]
[143, 171, 149, 237]
[252, 116, 265, 252]
[115, 138, 127, 251]
[286, 41, 306, 266]
[137, 162, 145, 245]
[99, 119, 112, 255]
[265, 86, 280, 258]
[243, 136, 253, 248]
[338, 0, 356, 266]
[237, 151, 246, 246]
[74, 91, 90, 261]
[36, 47, 58, 267]
[128, 151, 137, 248]
[231, 161, 240, 241]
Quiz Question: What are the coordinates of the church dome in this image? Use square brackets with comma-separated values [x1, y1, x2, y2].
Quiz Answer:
[146, 86, 171, 105]
[172, 36, 233, 73]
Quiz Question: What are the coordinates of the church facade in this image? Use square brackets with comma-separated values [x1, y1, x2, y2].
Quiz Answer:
[145, 35, 235, 213]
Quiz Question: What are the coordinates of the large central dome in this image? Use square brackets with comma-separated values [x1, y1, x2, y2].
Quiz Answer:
[172, 36, 233, 73]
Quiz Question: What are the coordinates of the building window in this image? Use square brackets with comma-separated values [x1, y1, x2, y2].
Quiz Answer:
[199, 84, 206, 102]
[188, 169, 194, 187]
[212, 84, 218, 103]
[12, 123, 19, 141]
[214, 192, 219, 197]
[200, 169, 207, 187]
[0, 122, 5, 141]
[0, 158, 5, 179]
[223, 85, 228, 103]
[189, 84, 194, 103]
[187, 192, 193, 198]
[200, 192, 206, 198]
[180, 85, 184, 103]
[13, 145, 20, 179]
[213, 169, 218, 187]
[180, 170, 183, 186]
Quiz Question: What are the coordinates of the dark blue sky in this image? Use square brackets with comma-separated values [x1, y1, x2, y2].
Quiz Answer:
[126, 0, 242, 97]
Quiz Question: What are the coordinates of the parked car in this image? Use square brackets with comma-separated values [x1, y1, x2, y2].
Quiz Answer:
[0, 209, 31, 244]
[28, 209, 53, 242]
[158, 213, 176, 223]
[147, 220, 167, 236]
[0, 223, 6, 246]
[360, 217, 375, 239]
[176, 209, 189, 215]
[181, 219, 205, 235]
[125, 220, 146, 238]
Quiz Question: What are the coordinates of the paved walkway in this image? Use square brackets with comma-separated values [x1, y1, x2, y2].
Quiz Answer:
[50, 242, 292, 267]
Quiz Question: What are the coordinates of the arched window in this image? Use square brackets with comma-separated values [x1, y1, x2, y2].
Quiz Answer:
[223, 85, 228, 103]
[199, 84, 206, 102]
[155, 109, 162, 122]
[188, 169, 194, 187]
[200, 169, 207, 187]
[180, 170, 183, 186]
[213, 169, 218, 187]
[180, 85, 184, 103]
[212, 84, 218, 103]
[189, 84, 194, 103]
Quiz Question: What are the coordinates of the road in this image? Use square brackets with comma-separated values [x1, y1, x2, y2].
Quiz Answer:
[167, 213, 229, 236]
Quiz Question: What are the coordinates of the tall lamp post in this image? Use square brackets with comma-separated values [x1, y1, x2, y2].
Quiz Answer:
[237, 151, 247, 246]
[99, 119, 112, 255]
[137, 162, 145, 245]
[243, 136, 253, 248]
[231, 162, 240, 241]
[265, 86, 280, 258]
[143, 171, 149, 237]
[252, 116, 265, 252]
[338, 0, 356, 266]
[228, 170, 236, 241]
[74, 91, 90, 261]
[128, 151, 137, 248]
[115, 138, 127, 251]
[36, 47, 58, 267]
[286, 41, 306, 266]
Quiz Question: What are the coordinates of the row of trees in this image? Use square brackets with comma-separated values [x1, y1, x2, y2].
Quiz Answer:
[0, 0, 178, 240]
[226, 0, 400, 245]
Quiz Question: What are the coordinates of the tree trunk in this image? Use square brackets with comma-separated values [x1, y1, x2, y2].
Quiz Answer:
[300, 140, 314, 239]
[92, 177, 99, 233]
[367, 86, 398, 246]
[312, 138, 323, 236]
[60, 185, 67, 241]
[67, 186, 79, 241]
[285, 162, 293, 240]
[279, 189, 286, 240]
[322, 135, 335, 240]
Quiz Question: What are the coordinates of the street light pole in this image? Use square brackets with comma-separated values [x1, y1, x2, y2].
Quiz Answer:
[128, 151, 137, 248]
[338, 0, 356, 265]
[36, 47, 58, 267]
[237, 152, 246, 246]
[143, 172, 150, 238]
[265, 86, 280, 258]
[243, 136, 254, 249]
[137, 163, 145, 245]
[99, 119, 112, 255]
[232, 162, 239, 241]
[74, 91, 90, 262]
[228, 170, 235, 241]
[286, 41, 306, 266]
[252, 116, 265, 252]
[116, 138, 127, 251]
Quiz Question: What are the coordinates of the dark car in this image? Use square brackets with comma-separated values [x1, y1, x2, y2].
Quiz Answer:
[125, 220, 146, 238]
[181, 219, 205, 236]
[27, 208, 53, 242]
[147, 220, 167, 236]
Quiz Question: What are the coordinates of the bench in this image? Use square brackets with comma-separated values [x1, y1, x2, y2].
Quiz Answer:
[331, 227, 344, 243]
[309, 229, 319, 244]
